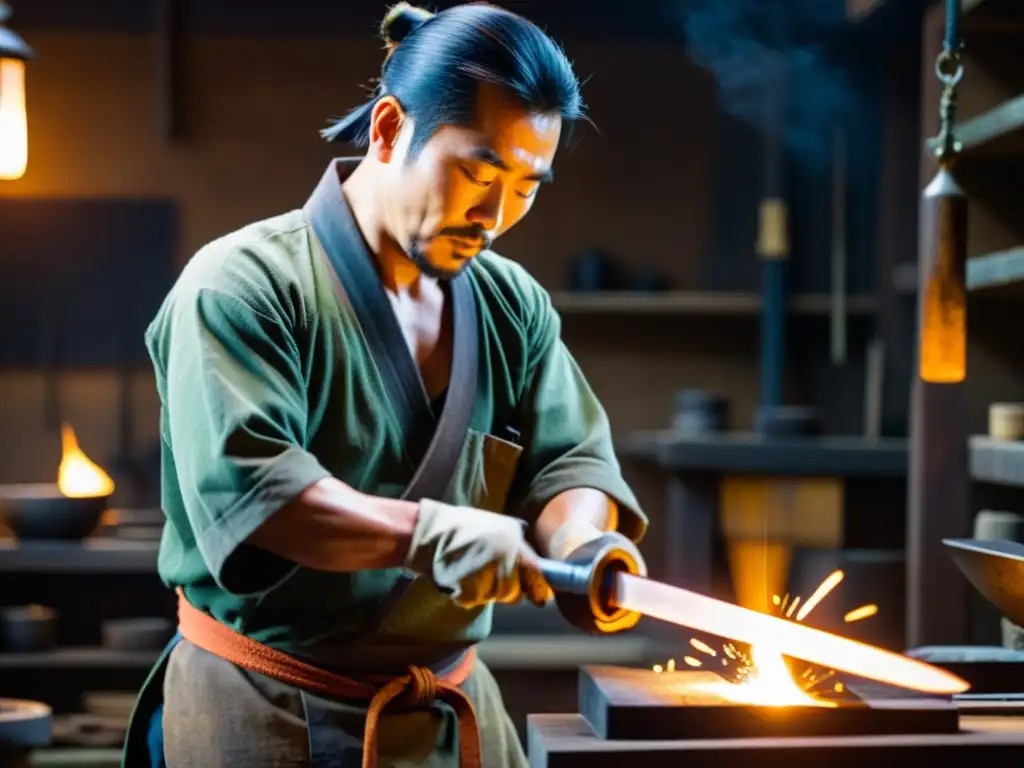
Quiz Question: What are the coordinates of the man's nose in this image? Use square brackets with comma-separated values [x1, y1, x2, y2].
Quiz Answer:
[467, 183, 503, 233]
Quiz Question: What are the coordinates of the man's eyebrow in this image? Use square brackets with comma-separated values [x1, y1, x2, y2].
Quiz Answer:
[469, 146, 509, 170]
[469, 146, 554, 183]
[526, 167, 554, 183]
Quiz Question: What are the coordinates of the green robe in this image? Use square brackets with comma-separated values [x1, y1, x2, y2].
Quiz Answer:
[127, 158, 647, 766]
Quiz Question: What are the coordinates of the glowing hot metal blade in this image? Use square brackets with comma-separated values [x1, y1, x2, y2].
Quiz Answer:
[612, 573, 969, 695]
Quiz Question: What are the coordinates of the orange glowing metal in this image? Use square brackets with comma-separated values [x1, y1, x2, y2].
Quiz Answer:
[614, 572, 968, 695]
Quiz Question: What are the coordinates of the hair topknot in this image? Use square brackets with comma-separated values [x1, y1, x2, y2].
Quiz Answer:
[380, 3, 435, 49]
[322, 2, 583, 150]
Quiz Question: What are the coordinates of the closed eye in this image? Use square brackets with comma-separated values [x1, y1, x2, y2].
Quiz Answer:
[459, 166, 492, 186]
[518, 168, 552, 198]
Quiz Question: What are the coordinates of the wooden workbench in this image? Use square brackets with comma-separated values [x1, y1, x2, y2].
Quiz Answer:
[527, 712, 1024, 767]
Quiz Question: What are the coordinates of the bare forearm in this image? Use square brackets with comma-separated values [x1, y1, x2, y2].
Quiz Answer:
[247, 477, 420, 572]
[534, 487, 618, 560]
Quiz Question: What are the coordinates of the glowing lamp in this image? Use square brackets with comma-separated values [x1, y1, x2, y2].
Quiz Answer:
[918, 168, 968, 384]
[0, 2, 32, 181]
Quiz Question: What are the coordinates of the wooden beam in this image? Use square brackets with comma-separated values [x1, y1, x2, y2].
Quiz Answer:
[154, 0, 183, 140]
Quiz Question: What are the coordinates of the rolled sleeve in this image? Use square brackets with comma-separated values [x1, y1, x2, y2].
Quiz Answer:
[152, 276, 331, 595]
[196, 446, 331, 591]
[510, 295, 648, 544]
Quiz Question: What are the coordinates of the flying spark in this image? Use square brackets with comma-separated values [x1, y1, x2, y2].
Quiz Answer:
[844, 604, 878, 622]
[652, 570, 882, 703]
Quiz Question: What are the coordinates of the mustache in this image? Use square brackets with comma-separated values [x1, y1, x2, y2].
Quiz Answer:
[437, 227, 491, 250]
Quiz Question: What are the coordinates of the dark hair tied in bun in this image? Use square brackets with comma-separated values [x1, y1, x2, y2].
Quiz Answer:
[322, 3, 582, 153]
[381, 2, 435, 57]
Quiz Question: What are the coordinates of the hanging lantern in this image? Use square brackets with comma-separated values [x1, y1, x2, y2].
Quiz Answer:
[918, 6, 967, 385]
[0, 2, 33, 180]
[918, 168, 967, 383]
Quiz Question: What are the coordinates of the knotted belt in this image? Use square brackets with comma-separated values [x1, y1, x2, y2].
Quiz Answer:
[175, 589, 481, 768]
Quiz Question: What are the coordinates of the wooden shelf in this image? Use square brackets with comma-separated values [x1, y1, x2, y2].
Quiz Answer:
[926, 95, 1024, 158]
[970, 436, 1024, 487]
[624, 431, 908, 477]
[893, 246, 1024, 295]
[959, 95, 1024, 155]
[549, 291, 876, 317]
[0, 647, 158, 670]
[0, 538, 158, 573]
[30, 749, 123, 767]
[968, 246, 1024, 293]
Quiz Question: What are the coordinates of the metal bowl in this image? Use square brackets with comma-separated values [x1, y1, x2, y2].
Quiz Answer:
[944, 538, 1024, 628]
[0, 483, 109, 542]
[101, 617, 174, 652]
[0, 605, 57, 653]
[0, 698, 52, 751]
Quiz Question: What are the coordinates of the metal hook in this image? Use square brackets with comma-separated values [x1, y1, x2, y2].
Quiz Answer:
[935, 50, 964, 88]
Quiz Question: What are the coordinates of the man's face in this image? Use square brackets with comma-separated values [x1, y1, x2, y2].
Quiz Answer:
[382, 84, 562, 280]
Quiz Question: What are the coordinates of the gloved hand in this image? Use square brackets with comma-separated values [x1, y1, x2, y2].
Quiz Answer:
[406, 498, 554, 609]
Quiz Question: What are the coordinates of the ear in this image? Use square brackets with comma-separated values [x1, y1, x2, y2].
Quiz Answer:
[368, 96, 406, 163]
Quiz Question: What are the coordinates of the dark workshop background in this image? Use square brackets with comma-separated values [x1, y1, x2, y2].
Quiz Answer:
[0, 0, 908, 518]
[11, 0, 1024, 761]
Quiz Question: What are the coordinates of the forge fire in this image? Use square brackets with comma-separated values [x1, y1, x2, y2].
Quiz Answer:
[57, 424, 114, 499]
[650, 569, 880, 707]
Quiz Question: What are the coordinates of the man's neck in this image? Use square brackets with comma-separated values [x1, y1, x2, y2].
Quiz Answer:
[341, 160, 428, 295]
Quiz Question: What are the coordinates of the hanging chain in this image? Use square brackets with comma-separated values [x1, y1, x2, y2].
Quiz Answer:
[933, 0, 964, 168]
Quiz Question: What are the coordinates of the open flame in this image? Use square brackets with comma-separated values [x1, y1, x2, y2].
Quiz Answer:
[652, 569, 878, 707]
[57, 424, 115, 498]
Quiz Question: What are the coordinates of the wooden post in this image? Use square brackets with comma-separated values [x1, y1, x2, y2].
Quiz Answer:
[755, 54, 789, 418]
[874, 20, 922, 439]
[155, 0, 184, 140]
[905, 5, 971, 649]
[906, 188, 970, 648]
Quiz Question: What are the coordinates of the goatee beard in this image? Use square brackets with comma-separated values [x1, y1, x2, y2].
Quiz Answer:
[407, 241, 469, 281]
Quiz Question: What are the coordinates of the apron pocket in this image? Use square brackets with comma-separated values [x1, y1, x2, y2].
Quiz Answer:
[443, 429, 522, 514]
[473, 431, 523, 514]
